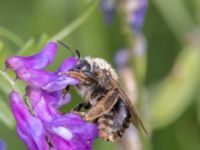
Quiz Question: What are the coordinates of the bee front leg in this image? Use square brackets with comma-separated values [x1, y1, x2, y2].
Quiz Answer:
[62, 85, 70, 98]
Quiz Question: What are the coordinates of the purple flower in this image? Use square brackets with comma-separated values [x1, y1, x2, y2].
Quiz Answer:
[9, 91, 98, 150]
[0, 139, 6, 150]
[101, 0, 148, 33]
[126, 0, 148, 33]
[5, 42, 57, 71]
[114, 49, 131, 69]
[15, 66, 78, 92]
[6, 42, 98, 150]
[10, 91, 49, 150]
[6, 43, 79, 91]
[101, 0, 118, 23]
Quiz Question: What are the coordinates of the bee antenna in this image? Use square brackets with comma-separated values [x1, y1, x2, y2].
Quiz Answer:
[75, 50, 80, 60]
[57, 40, 75, 57]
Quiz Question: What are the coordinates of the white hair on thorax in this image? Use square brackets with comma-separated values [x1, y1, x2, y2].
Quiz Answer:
[84, 56, 118, 80]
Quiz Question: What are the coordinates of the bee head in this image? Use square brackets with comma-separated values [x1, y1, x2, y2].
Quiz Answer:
[76, 59, 91, 72]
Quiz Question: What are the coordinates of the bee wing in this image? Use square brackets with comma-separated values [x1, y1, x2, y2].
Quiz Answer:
[84, 89, 119, 121]
[116, 82, 147, 134]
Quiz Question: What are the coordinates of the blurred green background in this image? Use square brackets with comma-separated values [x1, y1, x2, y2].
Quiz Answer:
[0, 0, 200, 150]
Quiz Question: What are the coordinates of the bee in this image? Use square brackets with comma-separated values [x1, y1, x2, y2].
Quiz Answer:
[58, 41, 146, 141]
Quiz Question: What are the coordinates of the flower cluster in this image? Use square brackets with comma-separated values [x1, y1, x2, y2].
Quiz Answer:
[6, 42, 98, 150]
[101, 0, 148, 33]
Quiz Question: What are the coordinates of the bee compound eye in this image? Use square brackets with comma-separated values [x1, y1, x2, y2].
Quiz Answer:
[78, 60, 91, 71]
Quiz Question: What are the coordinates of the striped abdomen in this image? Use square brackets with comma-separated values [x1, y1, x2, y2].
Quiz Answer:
[97, 99, 131, 141]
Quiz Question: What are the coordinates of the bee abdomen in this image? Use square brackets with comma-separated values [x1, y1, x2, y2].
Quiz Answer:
[97, 100, 131, 141]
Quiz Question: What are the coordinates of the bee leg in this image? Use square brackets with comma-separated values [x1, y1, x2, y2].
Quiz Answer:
[72, 102, 91, 117]
[72, 102, 91, 111]
[73, 111, 86, 117]
[83, 89, 119, 122]
[62, 85, 70, 98]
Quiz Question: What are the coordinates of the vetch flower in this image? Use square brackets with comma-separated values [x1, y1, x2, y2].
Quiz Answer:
[0, 139, 6, 150]
[15, 65, 78, 92]
[9, 91, 98, 150]
[114, 48, 130, 69]
[26, 86, 71, 110]
[101, 0, 148, 33]
[26, 86, 62, 122]
[9, 91, 49, 150]
[6, 42, 98, 150]
[6, 47, 79, 92]
[5, 42, 58, 71]
[101, 0, 118, 23]
[125, 0, 148, 33]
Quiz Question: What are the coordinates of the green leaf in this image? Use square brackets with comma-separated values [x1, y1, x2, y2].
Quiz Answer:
[0, 70, 22, 95]
[33, 33, 49, 52]
[153, 0, 195, 40]
[0, 26, 24, 47]
[150, 46, 200, 129]
[49, 0, 100, 41]
[0, 96, 15, 128]
[17, 38, 35, 55]
[17, 34, 49, 55]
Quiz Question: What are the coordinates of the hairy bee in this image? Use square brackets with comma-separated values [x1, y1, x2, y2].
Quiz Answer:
[65, 57, 146, 141]
[58, 41, 146, 141]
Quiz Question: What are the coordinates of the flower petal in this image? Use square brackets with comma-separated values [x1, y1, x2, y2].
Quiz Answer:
[45, 113, 98, 150]
[5, 42, 57, 71]
[42, 75, 79, 92]
[9, 91, 49, 150]
[101, 0, 118, 23]
[114, 49, 130, 68]
[16, 68, 54, 88]
[57, 57, 78, 72]
[42, 90, 72, 108]
[26, 87, 60, 122]
[127, 0, 148, 33]
[0, 139, 6, 150]
[16, 68, 78, 91]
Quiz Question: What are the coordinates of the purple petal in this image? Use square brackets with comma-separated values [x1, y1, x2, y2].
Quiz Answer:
[9, 91, 49, 150]
[16, 68, 54, 87]
[114, 49, 130, 68]
[0, 139, 6, 150]
[42, 75, 79, 92]
[5, 42, 57, 71]
[57, 57, 78, 72]
[16, 68, 78, 91]
[45, 113, 98, 150]
[26, 87, 60, 122]
[101, 0, 118, 23]
[128, 0, 148, 33]
[43, 91, 72, 108]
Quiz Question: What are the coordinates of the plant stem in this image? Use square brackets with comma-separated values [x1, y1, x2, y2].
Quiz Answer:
[0, 70, 22, 95]
[50, 0, 100, 41]
[0, 26, 24, 47]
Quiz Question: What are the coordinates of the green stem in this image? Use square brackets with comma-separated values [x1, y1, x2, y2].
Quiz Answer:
[153, 0, 196, 40]
[118, 1, 135, 50]
[0, 26, 24, 47]
[118, 3, 150, 149]
[49, 0, 100, 41]
[118, 1, 147, 86]
[0, 70, 22, 95]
